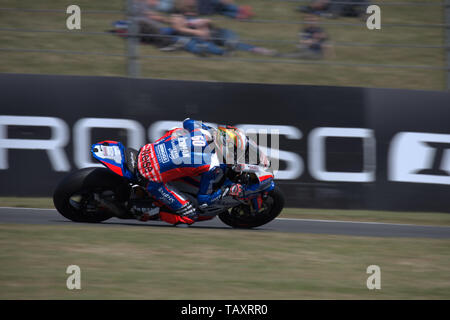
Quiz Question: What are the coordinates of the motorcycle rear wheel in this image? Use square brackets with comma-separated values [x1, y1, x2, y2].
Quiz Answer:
[53, 167, 130, 223]
[218, 186, 285, 229]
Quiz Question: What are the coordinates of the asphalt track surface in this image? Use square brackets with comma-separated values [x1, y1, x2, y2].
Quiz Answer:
[1, 207, 450, 239]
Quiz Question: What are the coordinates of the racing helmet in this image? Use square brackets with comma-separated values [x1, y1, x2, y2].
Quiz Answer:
[214, 125, 247, 164]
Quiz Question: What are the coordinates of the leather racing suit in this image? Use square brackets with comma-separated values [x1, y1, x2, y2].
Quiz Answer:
[137, 119, 231, 225]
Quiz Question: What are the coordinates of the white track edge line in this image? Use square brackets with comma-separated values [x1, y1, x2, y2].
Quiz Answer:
[0, 207, 446, 228]
[275, 217, 441, 227]
[0, 206, 56, 211]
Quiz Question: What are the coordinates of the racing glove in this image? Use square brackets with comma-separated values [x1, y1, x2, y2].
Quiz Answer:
[228, 183, 244, 198]
[197, 183, 244, 207]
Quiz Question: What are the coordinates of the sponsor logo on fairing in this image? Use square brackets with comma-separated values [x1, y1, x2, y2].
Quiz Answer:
[93, 145, 122, 164]
[157, 187, 175, 204]
[139, 149, 154, 176]
[130, 153, 136, 168]
[177, 137, 191, 159]
[168, 147, 179, 160]
[155, 143, 169, 163]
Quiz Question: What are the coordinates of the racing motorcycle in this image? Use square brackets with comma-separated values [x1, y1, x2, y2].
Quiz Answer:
[53, 140, 285, 228]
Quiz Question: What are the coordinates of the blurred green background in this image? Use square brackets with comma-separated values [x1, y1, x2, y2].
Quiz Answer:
[0, 0, 446, 90]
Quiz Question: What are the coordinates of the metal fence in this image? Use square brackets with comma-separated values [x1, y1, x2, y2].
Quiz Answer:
[0, 0, 448, 89]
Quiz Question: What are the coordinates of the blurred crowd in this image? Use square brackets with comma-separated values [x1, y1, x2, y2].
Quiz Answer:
[297, 0, 369, 19]
[129, 0, 275, 57]
[111, 0, 369, 59]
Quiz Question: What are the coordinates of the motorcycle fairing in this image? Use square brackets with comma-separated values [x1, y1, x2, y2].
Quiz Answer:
[254, 167, 275, 192]
[91, 140, 134, 179]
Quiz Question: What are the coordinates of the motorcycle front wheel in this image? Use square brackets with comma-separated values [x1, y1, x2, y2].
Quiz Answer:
[218, 186, 285, 229]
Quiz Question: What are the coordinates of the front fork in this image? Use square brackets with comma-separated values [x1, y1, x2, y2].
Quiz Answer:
[244, 180, 274, 214]
[248, 192, 269, 213]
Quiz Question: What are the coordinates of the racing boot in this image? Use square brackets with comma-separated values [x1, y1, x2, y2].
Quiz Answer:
[159, 202, 199, 227]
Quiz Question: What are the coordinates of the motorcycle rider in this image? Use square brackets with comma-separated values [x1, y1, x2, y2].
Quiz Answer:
[137, 118, 253, 226]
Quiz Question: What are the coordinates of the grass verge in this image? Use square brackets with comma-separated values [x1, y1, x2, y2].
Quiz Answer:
[0, 223, 448, 299]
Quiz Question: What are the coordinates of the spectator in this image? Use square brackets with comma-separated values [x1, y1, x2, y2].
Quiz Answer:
[135, 0, 171, 24]
[329, 0, 369, 18]
[132, 0, 176, 47]
[112, 0, 186, 52]
[143, 0, 254, 19]
[156, 0, 176, 12]
[210, 28, 276, 56]
[115, 0, 268, 56]
[169, 11, 276, 56]
[197, 0, 253, 19]
[298, 0, 369, 19]
[282, 14, 333, 59]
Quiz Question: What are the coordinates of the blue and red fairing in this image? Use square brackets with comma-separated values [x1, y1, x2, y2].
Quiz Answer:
[91, 140, 134, 179]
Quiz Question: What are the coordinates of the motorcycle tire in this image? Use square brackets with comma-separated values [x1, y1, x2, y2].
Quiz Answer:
[53, 167, 130, 223]
[218, 186, 285, 229]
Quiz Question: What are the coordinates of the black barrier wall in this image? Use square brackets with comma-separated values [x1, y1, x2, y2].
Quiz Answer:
[0, 73, 449, 212]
